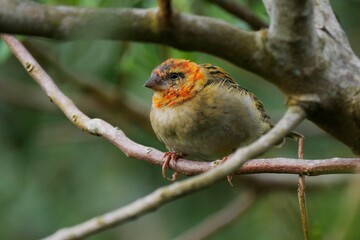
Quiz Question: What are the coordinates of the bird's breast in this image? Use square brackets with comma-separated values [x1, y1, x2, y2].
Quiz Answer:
[150, 84, 270, 160]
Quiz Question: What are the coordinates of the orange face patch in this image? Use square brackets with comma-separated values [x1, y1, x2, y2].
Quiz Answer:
[151, 60, 206, 108]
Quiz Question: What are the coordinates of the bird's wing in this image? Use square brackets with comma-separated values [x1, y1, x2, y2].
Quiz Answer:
[200, 63, 271, 122]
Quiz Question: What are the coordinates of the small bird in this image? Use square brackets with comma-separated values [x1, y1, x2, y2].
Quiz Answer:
[145, 58, 301, 181]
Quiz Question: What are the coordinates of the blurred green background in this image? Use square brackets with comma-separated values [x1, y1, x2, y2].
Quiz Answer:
[0, 0, 359, 239]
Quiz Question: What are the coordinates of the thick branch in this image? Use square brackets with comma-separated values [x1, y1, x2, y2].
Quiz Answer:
[261, 0, 360, 154]
[0, 0, 262, 73]
[263, 0, 352, 53]
[267, 0, 316, 67]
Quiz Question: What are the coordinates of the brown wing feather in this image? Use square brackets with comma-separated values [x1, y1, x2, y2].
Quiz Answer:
[200, 63, 270, 122]
[201, 64, 303, 141]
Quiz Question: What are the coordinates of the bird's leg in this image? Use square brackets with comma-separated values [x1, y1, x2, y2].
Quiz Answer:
[220, 155, 234, 187]
[162, 152, 182, 181]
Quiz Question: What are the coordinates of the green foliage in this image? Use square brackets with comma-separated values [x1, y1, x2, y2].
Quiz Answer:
[0, 0, 359, 239]
[0, 41, 10, 64]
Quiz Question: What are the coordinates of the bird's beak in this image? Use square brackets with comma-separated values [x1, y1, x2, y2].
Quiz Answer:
[144, 74, 164, 91]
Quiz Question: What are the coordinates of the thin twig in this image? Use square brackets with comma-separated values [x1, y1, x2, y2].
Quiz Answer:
[298, 138, 304, 160]
[208, 0, 268, 30]
[1, 34, 307, 240]
[298, 177, 309, 240]
[297, 138, 310, 240]
[174, 190, 258, 240]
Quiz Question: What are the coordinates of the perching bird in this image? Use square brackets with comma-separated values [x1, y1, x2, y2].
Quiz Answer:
[145, 58, 301, 181]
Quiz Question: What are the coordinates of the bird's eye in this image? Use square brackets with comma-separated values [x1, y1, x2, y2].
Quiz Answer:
[169, 73, 179, 79]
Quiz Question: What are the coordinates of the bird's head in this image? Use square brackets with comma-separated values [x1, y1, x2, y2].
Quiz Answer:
[145, 59, 206, 108]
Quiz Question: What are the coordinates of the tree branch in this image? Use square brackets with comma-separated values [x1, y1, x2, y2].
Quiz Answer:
[267, 0, 316, 68]
[261, 0, 360, 155]
[297, 138, 310, 240]
[2, 34, 307, 240]
[207, 0, 268, 30]
[263, 0, 352, 54]
[0, 0, 262, 73]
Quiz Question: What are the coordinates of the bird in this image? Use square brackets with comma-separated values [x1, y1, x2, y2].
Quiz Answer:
[144, 58, 302, 181]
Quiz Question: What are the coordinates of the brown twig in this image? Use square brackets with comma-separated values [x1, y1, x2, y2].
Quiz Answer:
[298, 138, 304, 160]
[174, 190, 258, 240]
[208, 0, 268, 30]
[297, 138, 310, 240]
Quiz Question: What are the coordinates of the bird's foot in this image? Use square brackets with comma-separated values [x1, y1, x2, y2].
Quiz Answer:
[221, 155, 234, 187]
[162, 152, 181, 181]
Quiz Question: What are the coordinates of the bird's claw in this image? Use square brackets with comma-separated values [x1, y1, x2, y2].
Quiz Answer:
[221, 155, 234, 187]
[161, 152, 180, 181]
